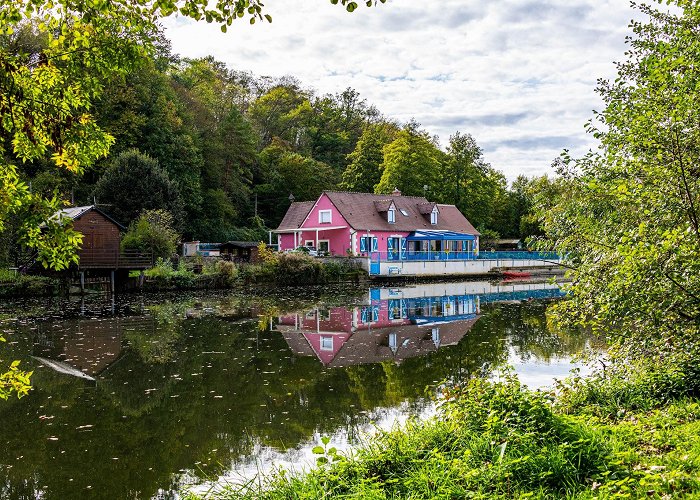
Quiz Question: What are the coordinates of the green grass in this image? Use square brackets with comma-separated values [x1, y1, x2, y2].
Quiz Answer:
[0, 269, 61, 297]
[199, 374, 700, 499]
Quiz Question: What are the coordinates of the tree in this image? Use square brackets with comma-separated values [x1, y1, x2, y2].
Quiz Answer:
[121, 209, 179, 260]
[93, 149, 183, 226]
[256, 141, 334, 225]
[341, 121, 398, 192]
[538, 1, 700, 364]
[375, 122, 443, 197]
[435, 131, 507, 231]
[307, 88, 379, 174]
[248, 84, 313, 150]
[1, 0, 386, 270]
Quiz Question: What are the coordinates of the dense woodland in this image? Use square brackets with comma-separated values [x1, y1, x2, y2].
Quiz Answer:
[1, 25, 557, 266]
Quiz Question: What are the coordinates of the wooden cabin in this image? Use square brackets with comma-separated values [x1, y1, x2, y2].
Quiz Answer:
[54, 206, 151, 270]
[218, 241, 261, 263]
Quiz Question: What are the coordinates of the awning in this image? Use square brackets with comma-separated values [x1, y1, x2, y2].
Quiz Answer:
[406, 230, 477, 241]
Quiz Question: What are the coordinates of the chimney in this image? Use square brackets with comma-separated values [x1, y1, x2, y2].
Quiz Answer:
[392, 187, 402, 196]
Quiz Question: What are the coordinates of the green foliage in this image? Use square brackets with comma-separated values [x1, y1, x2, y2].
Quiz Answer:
[144, 258, 198, 288]
[479, 228, 500, 250]
[375, 121, 443, 197]
[0, 5, 148, 270]
[0, 270, 61, 297]
[121, 209, 180, 260]
[341, 121, 398, 192]
[223, 375, 612, 499]
[93, 149, 183, 226]
[212, 260, 239, 286]
[256, 141, 334, 225]
[537, 2, 700, 365]
[0, 0, 385, 270]
[274, 252, 325, 285]
[0, 357, 32, 401]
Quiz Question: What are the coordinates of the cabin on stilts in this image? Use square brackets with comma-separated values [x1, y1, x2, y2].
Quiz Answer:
[50, 206, 153, 292]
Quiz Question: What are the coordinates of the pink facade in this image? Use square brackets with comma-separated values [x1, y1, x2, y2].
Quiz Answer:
[279, 194, 352, 255]
[275, 191, 480, 258]
[278, 193, 412, 255]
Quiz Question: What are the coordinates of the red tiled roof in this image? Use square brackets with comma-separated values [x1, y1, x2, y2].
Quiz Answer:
[276, 192, 480, 235]
[324, 191, 478, 233]
[417, 202, 436, 215]
[276, 201, 314, 230]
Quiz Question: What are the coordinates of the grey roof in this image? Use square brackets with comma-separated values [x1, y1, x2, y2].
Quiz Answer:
[55, 206, 95, 221]
[219, 241, 260, 249]
[50, 205, 126, 230]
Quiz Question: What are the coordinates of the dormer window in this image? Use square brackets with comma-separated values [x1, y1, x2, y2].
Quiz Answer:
[430, 207, 438, 225]
[388, 208, 396, 224]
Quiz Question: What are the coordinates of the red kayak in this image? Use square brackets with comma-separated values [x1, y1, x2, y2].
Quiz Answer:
[502, 270, 532, 278]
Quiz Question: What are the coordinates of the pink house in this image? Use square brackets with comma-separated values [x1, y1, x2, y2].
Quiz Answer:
[274, 190, 480, 260]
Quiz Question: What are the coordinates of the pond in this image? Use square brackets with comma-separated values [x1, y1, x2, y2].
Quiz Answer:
[0, 280, 595, 499]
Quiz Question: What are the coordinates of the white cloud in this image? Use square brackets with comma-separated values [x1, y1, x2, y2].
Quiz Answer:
[162, 0, 652, 181]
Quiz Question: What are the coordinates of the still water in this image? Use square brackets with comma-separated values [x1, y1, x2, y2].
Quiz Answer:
[0, 280, 593, 499]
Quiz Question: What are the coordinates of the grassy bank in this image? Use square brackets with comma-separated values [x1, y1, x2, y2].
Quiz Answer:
[141, 252, 365, 292]
[0, 269, 62, 298]
[199, 371, 700, 499]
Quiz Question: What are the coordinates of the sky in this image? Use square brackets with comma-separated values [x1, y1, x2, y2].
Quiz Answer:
[162, 0, 646, 182]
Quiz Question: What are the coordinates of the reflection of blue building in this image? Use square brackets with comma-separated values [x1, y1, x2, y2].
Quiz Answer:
[278, 280, 565, 367]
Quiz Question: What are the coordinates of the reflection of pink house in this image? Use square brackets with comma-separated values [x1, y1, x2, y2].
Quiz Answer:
[273, 190, 479, 257]
[277, 302, 479, 367]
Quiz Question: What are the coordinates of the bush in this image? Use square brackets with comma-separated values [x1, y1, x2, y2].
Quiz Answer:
[144, 258, 197, 288]
[121, 210, 180, 261]
[213, 260, 238, 286]
[226, 376, 612, 499]
[0, 270, 61, 297]
[275, 252, 324, 285]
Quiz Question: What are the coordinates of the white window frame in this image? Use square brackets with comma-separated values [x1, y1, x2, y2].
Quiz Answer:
[320, 336, 333, 351]
[430, 208, 438, 225]
[317, 240, 330, 253]
[388, 208, 396, 224]
[319, 209, 332, 224]
[305, 240, 315, 248]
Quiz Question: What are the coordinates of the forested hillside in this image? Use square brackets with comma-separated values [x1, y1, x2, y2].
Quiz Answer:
[1, 23, 555, 267]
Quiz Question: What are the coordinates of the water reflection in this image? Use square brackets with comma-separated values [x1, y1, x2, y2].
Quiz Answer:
[0, 281, 587, 499]
[278, 281, 563, 368]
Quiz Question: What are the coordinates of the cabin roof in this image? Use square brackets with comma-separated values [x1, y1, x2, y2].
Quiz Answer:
[219, 241, 260, 249]
[51, 205, 126, 230]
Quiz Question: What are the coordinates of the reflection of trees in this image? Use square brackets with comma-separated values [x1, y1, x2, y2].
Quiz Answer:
[481, 302, 593, 363]
[0, 291, 590, 499]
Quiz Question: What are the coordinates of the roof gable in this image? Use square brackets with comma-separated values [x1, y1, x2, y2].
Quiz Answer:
[52, 205, 126, 230]
[324, 191, 477, 233]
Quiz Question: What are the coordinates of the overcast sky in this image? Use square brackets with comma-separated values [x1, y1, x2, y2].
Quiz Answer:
[162, 0, 645, 182]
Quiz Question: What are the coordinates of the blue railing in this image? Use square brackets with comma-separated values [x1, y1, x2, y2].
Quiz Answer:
[368, 250, 559, 263]
[476, 251, 560, 261]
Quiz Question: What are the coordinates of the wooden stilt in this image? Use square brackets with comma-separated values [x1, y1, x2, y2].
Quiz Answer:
[110, 270, 115, 294]
[80, 271, 85, 294]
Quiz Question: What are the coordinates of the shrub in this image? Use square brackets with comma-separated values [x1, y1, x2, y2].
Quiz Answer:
[121, 209, 180, 261]
[214, 260, 238, 286]
[275, 252, 323, 285]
